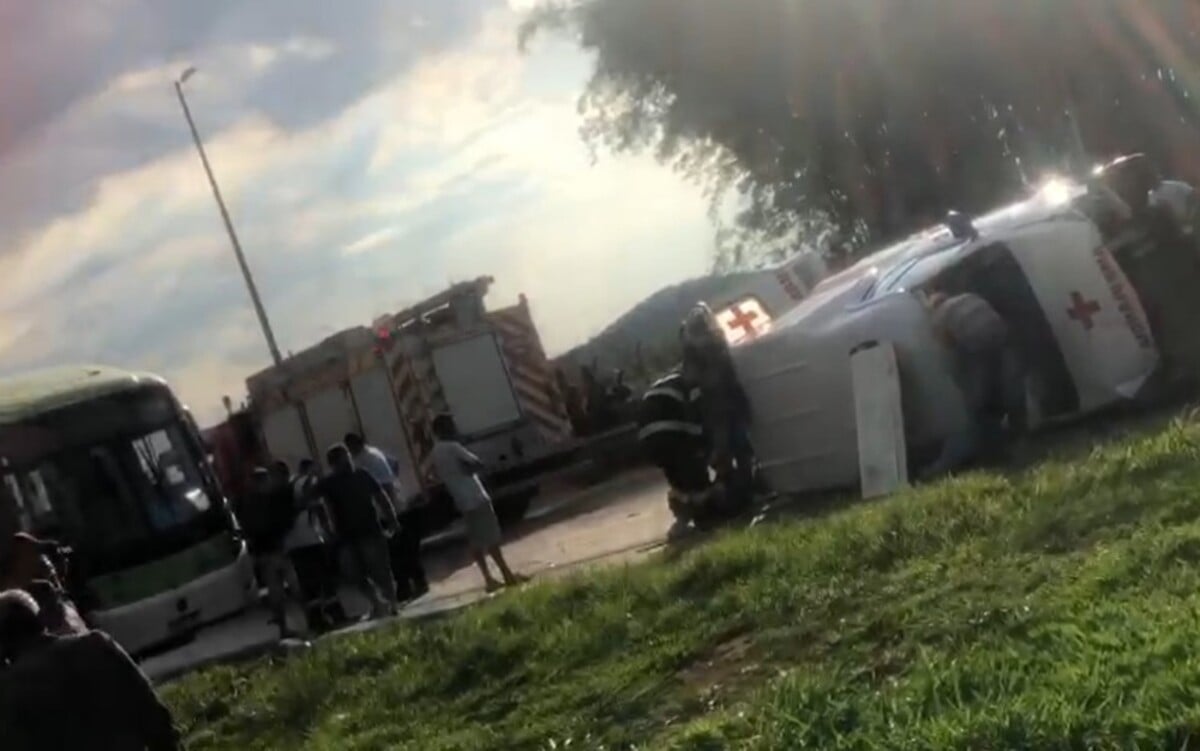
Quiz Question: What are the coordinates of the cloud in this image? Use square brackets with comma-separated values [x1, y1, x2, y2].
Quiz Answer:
[0, 0, 489, 241]
[0, 1, 715, 425]
[342, 226, 401, 256]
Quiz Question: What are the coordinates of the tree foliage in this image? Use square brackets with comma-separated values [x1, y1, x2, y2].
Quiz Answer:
[522, 0, 1200, 268]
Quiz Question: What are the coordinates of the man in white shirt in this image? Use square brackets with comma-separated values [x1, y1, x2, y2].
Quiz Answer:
[344, 433, 428, 600]
[344, 433, 400, 507]
[430, 415, 527, 593]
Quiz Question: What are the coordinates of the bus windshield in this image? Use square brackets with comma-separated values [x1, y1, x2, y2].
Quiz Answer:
[0, 386, 225, 574]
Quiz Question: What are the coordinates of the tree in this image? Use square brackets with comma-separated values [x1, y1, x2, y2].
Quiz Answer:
[522, 0, 1200, 269]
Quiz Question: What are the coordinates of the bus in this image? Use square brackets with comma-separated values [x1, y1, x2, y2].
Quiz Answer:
[0, 365, 258, 655]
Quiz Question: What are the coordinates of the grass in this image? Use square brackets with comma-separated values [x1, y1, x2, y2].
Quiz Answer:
[167, 415, 1200, 750]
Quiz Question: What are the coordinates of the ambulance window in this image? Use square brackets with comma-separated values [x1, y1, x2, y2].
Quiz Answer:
[867, 252, 957, 300]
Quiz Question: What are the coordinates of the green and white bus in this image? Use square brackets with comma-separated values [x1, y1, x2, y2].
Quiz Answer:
[0, 366, 257, 654]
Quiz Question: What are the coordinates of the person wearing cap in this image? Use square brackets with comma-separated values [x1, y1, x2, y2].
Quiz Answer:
[0, 589, 181, 750]
[0, 533, 88, 637]
[0, 531, 58, 587]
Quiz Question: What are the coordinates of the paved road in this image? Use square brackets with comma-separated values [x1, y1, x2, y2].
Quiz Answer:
[144, 468, 673, 683]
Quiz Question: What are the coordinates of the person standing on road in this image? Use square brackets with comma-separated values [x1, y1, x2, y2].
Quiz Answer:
[315, 445, 400, 619]
[285, 459, 344, 633]
[243, 462, 302, 639]
[344, 433, 400, 506]
[345, 432, 428, 601]
[430, 414, 528, 594]
[0, 589, 181, 750]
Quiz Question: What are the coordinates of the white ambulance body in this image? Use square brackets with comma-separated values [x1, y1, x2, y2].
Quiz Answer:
[707, 251, 829, 345]
[728, 178, 1193, 496]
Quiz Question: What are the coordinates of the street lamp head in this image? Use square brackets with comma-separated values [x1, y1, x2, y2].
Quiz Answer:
[178, 66, 197, 85]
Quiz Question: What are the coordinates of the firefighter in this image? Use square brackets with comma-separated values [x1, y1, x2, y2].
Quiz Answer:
[680, 304, 756, 509]
[636, 370, 712, 531]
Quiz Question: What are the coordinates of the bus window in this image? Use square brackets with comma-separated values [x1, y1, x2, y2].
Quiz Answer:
[22, 472, 52, 517]
[1, 424, 218, 559]
[131, 427, 212, 532]
[4, 474, 33, 530]
[6, 470, 56, 527]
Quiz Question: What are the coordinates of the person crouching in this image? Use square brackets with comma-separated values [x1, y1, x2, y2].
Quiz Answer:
[922, 289, 1027, 478]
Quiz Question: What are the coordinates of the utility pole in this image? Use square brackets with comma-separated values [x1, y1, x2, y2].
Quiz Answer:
[175, 67, 318, 459]
[174, 68, 283, 365]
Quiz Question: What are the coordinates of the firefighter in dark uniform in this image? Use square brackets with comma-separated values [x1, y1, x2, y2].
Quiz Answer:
[637, 370, 711, 530]
[0, 589, 181, 750]
[680, 304, 756, 509]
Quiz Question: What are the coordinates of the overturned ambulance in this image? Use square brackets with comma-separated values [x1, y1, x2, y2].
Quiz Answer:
[728, 158, 1200, 496]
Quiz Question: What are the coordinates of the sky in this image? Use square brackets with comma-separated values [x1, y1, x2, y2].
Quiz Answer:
[0, 0, 715, 424]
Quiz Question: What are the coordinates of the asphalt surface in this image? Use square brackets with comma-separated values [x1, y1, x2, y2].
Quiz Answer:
[144, 467, 673, 683]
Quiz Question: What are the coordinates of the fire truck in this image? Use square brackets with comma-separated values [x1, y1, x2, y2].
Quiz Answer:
[202, 407, 267, 506]
[221, 277, 575, 532]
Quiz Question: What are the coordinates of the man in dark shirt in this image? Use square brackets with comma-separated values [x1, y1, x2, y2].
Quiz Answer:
[0, 589, 181, 751]
[240, 465, 300, 638]
[315, 445, 400, 619]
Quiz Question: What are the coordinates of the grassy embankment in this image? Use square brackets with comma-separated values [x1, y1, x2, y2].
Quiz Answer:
[168, 416, 1200, 749]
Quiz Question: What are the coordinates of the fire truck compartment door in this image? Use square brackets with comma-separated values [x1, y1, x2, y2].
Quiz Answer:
[303, 387, 359, 468]
[349, 367, 419, 494]
[260, 406, 309, 470]
[432, 333, 522, 436]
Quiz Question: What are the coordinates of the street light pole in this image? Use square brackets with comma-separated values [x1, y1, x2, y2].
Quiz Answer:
[175, 67, 319, 460]
[174, 68, 283, 366]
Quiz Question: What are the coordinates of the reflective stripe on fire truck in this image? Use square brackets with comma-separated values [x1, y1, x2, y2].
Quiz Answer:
[487, 298, 573, 443]
[389, 352, 440, 484]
